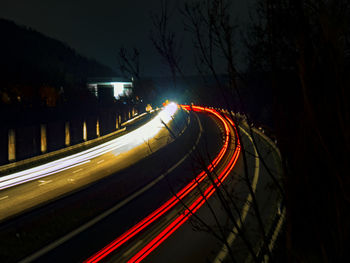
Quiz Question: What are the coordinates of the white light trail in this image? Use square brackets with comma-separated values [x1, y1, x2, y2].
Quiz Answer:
[0, 103, 178, 191]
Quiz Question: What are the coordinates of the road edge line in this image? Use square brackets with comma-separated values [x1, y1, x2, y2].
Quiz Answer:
[19, 114, 202, 263]
[213, 124, 260, 263]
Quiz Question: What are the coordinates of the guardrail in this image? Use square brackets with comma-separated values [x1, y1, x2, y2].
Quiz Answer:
[0, 109, 157, 176]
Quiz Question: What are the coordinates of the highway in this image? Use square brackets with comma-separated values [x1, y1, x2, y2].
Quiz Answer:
[0, 104, 282, 263]
[0, 103, 179, 222]
[143, 113, 283, 263]
[83, 106, 241, 263]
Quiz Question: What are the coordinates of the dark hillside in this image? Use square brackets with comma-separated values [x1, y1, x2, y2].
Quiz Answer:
[0, 18, 116, 105]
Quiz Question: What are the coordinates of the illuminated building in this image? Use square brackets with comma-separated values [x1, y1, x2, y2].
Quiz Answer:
[87, 78, 133, 100]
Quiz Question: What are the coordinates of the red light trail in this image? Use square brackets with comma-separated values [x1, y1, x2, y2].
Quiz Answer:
[85, 106, 241, 263]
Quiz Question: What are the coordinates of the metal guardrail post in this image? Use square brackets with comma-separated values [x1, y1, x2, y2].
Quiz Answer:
[115, 114, 119, 129]
[83, 121, 87, 142]
[65, 122, 70, 146]
[8, 129, 16, 162]
[96, 119, 100, 137]
[40, 124, 47, 154]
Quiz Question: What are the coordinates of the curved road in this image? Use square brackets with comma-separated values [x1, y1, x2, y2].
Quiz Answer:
[0, 104, 282, 263]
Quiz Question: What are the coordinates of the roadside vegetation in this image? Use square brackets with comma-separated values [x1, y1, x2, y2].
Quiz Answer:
[140, 0, 350, 262]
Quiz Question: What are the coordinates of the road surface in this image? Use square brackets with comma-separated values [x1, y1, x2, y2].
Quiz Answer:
[0, 105, 282, 263]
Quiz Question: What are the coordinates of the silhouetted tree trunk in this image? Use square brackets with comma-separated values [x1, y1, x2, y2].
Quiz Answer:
[151, 1, 285, 262]
[248, 0, 350, 261]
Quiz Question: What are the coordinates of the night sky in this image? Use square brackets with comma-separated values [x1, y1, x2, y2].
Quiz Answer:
[0, 0, 253, 76]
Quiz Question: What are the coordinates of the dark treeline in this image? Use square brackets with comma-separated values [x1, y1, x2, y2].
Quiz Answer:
[0, 19, 117, 109]
[147, 73, 272, 127]
[148, 0, 349, 262]
[0, 18, 133, 127]
[247, 0, 350, 261]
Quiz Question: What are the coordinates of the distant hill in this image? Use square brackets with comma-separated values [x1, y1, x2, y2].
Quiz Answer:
[0, 18, 116, 100]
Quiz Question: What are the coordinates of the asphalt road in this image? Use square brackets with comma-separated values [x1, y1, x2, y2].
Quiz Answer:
[0, 105, 222, 262]
[28, 108, 226, 263]
[0, 106, 282, 263]
[0, 106, 180, 222]
[143, 115, 282, 263]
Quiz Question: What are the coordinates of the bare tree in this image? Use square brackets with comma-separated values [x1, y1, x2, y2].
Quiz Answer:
[246, 0, 350, 262]
[150, 0, 285, 262]
[117, 47, 140, 80]
[150, 0, 184, 89]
